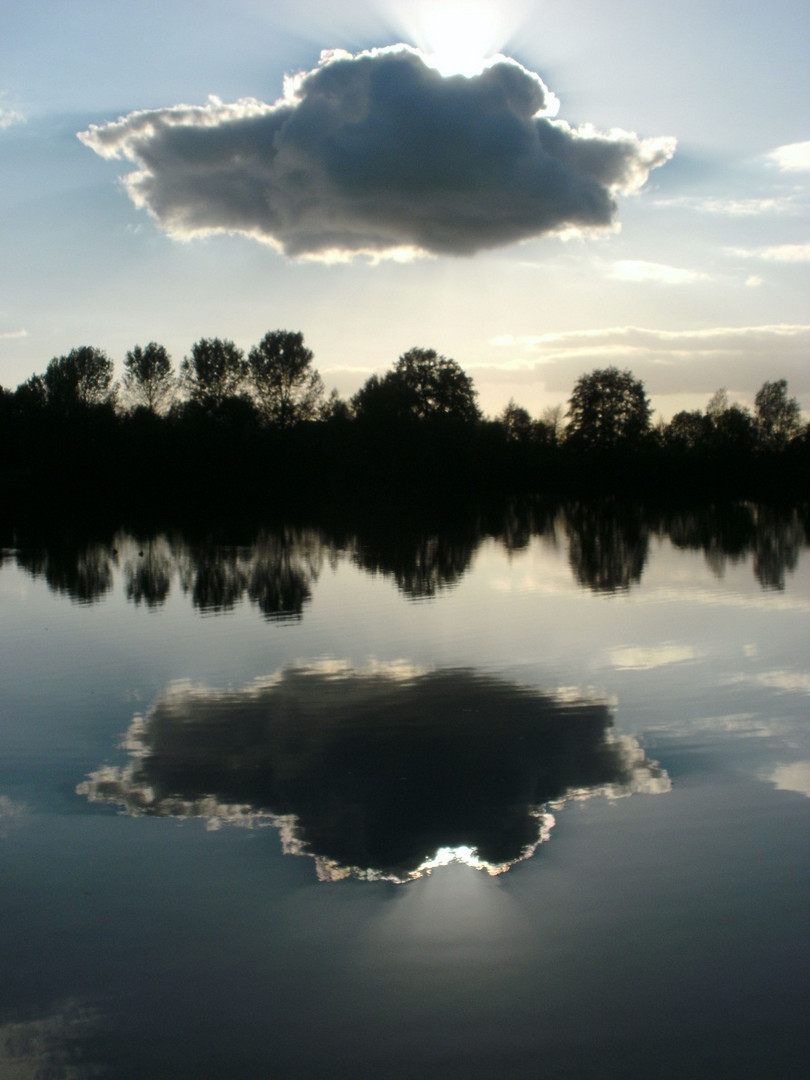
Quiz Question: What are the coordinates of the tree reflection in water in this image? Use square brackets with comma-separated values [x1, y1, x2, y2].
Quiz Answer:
[352, 516, 480, 599]
[169, 527, 324, 619]
[14, 534, 117, 604]
[6, 501, 807, 611]
[123, 535, 173, 607]
[78, 664, 670, 883]
[751, 505, 805, 590]
[565, 501, 649, 592]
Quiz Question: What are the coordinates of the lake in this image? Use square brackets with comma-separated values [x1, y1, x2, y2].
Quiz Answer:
[1, 500, 808, 1079]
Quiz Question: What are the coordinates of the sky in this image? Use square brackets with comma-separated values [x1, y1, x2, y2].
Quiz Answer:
[1, 0, 808, 421]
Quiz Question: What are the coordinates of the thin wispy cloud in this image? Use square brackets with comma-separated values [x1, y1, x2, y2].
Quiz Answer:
[79, 45, 675, 262]
[746, 670, 810, 695]
[654, 194, 794, 216]
[487, 324, 810, 394]
[728, 242, 810, 263]
[492, 323, 810, 357]
[0, 329, 28, 340]
[608, 643, 697, 670]
[608, 260, 711, 284]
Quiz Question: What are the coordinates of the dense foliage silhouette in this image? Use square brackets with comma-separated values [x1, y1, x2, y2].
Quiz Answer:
[2, 332, 807, 512]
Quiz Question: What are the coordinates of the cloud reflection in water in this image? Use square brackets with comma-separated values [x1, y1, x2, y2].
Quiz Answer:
[79, 664, 670, 883]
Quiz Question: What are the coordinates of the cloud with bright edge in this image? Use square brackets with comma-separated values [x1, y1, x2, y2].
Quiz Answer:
[78, 45, 675, 262]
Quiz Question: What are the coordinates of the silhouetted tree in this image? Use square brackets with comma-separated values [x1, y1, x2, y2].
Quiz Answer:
[712, 403, 756, 449]
[498, 399, 534, 442]
[351, 371, 416, 423]
[180, 337, 247, 411]
[706, 388, 730, 420]
[541, 404, 565, 447]
[0, 386, 12, 458]
[43, 346, 116, 410]
[14, 374, 47, 410]
[664, 410, 710, 450]
[566, 367, 650, 449]
[352, 348, 480, 426]
[754, 379, 802, 448]
[690, 388, 758, 482]
[393, 347, 480, 422]
[320, 387, 353, 422]
[247, 330, 324, 428]
[701, 388, 757, 458]
[122, 342, 175, 415]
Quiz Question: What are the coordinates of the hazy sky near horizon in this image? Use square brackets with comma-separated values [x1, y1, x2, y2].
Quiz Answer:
[1, 0, 808, 419]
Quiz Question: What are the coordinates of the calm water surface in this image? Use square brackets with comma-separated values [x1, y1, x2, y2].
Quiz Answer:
[1, 502, 808, 1078]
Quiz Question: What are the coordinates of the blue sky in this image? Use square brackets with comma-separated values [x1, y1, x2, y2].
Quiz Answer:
[1, 0, 808, 419]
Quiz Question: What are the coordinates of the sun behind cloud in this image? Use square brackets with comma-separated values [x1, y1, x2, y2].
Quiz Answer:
[386, 0, 518, 77]
[421, 4, 502, 76]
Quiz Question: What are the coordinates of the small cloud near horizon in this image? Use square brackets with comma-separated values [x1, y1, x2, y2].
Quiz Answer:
[728, 242, 810, 263]
[0, 94, 25, 130]
[78, 45, 675, 262]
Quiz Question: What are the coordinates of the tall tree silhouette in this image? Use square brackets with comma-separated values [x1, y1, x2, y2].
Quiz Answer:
[123, 342, 175, 415]
[754, 379, 802, 448]
[498, 399, 534, 443]
[43, 346, 116, 411]
[247, 330, 324, 428]
[179, 338, 247, 411]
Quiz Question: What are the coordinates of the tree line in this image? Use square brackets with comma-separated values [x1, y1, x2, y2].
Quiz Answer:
[1, 331, 807, 511]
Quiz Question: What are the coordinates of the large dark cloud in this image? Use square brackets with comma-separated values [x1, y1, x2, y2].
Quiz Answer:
[78, 46, 675, 260]
[78, 664, 670, 882]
